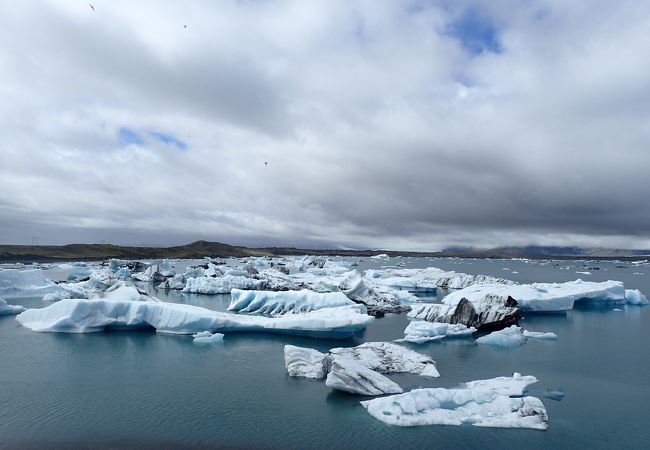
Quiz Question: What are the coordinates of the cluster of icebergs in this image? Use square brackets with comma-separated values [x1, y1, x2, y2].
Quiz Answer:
[3, 255, 648, 432]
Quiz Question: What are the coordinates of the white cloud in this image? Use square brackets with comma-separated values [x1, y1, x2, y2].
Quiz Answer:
[0, 0, 649, 250]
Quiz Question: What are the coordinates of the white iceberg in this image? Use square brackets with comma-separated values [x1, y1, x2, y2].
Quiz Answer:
[16, 299, 373, 338]
[329, 342, 439, 378]
[326, 357, 403, 395]
[476, 325, 527, 348]
[228, 289, 354, 316]
[366, 267, 513, 292]
[625, 289, 649, 305]
[395, 321, 475, 344]
[183, 275, 265, 294]
[0, 269, 62, 298]
[438, 279, 628, 312]
[361, 384, 547, 429]
[523, 330, 558, 340]
[463, 372, 538, 396]
[192, 330, 225, 344]
[0, 297, 26, 315]
[284, 345, 329, 379]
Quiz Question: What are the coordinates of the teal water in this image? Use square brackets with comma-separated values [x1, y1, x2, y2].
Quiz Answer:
[1, 258, 649, 449]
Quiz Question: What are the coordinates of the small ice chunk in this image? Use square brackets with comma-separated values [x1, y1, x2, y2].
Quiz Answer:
[523, 330, 558, 340]
[284, 345, 328, 379]
[463, 372, 538, 396]
[476, 325, 527, 348]
[625, 289, 648, 305]
[192, 331, 225, 344]
[543, 389, 565, 401]
[0, 297, 26, 315]
[395, 321, 475, 344]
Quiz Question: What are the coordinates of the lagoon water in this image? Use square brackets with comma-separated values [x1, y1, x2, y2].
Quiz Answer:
[1, 257, 649, 449]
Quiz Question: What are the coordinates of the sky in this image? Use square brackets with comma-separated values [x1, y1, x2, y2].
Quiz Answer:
[1, 0, 650, 250]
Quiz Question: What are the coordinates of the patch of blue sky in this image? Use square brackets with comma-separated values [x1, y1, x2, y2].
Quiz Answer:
[149, 131, 188, 151]
[446, 7, 502, 55]
[118, 127, 144, 146]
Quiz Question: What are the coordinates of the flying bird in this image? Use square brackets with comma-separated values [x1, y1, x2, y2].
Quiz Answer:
[89, 3, 95, 12]
[184, 25, 187, 29]
[264, 161, 268, 166]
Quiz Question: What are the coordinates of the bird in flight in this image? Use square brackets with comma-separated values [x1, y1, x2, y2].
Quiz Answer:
[264, 161, 268, 166]
[89, 4, 95, 12]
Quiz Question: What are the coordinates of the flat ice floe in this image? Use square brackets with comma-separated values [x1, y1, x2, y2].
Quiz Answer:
[361, 373, 547, 429]
[523, 330, 558, 340]
[395, 321, 475, 344]
[228, 289, 354, 316]
[16, 299, 374, 338]
[0, 297, 25, 315]
[438, 279, 630, 312]
[0, 269, 61, 298]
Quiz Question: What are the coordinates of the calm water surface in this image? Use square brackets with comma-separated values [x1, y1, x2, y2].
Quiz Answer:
[1, 257, 649, 449]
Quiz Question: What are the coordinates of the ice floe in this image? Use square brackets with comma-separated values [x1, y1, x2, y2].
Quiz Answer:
[0, 297, 25, 315]
[523, 330, 558, 340]
[0, 269, 61, 298]
[16, 298, 374, 338]
[361, 373, 547, 429]
[437, 279, 629, 312]
[192, 330, 225, 344]
[326, 357, 403, 395]
[284, 345, 329, 379]
[228, 289, 354, 316]
[329, 342, 439, 378]
[625, 289, 649, 305]
[408, 296, 522, 331]
[395, 321, 475, 344]
[183, 275, 265, 294]
[476, 325, 527, 348]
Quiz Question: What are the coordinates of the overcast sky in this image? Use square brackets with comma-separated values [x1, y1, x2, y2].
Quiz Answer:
[1, 0, 649, 250]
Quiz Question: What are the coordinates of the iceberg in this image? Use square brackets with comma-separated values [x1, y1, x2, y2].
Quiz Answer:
[366, 267, 513, 292]
[228, 289, 355, 316]
[325, 357, 403, 395]
[625, 289, 649, 305]
[0, 269, 61, 298]
[192, 330, 225, 344]
[361, 376, 547, 429]
[439, 280, 628, 312]
[157, 267, 205, 290]
[0, 297, 25, 315]
[395, 321, 475, 344]
[329, 342, 439, 378]
[183, 275, 265, 294]
[16, 299, 373, 338]
[408, 296, 522, 331]
[463, 372, 538, 396]
[476, 325, 527, 348]
[284, 345, 329, 379]
[523, 330, 558, 340]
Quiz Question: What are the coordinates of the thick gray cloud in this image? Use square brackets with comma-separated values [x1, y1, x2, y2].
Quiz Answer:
[1, 0, 649, 250]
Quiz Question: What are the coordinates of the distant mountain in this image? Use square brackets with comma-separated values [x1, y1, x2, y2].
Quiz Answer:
[1, 240, 649, 263]
[442, 245, 650, 258]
